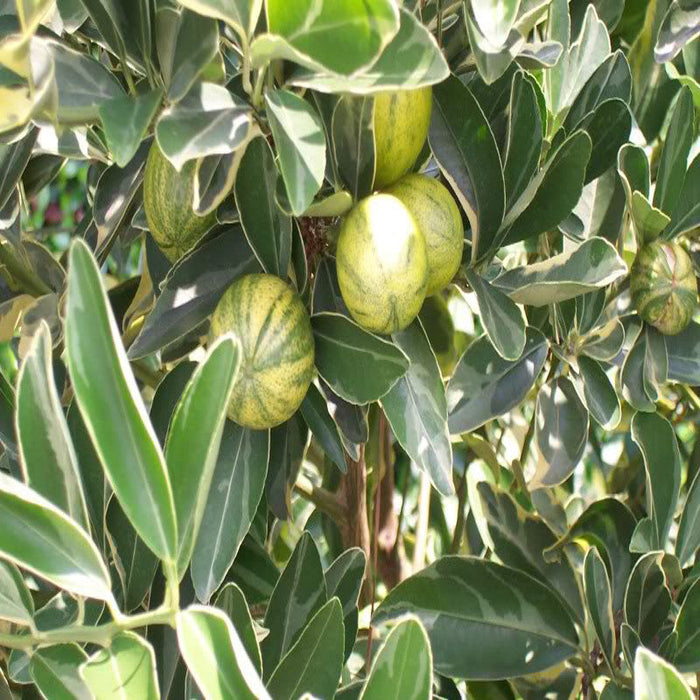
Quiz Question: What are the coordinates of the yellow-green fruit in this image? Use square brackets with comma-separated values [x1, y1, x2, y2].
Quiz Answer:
[143, 141, 216, 262]
[373, 87, 432, 189]
[336, 194, 428, 334]
[386, 174, 464, 295]
[209, 274, 315, 429]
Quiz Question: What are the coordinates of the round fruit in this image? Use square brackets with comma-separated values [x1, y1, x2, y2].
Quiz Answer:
[630, 240, 697, 335]
[336, 193, 428, 334]
[143, 141, 216, 262]
[385, 174, 464, 295]
[209, 274, 315, 429]
[373, 87, 432, 189]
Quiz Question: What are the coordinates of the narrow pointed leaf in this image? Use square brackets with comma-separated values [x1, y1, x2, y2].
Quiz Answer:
[677, 468, 700, 567]
[0, 561, 34, 625]
[673, 578, 700, 672]
[584, 547, 616, 672]
[215, 583, 262, 674]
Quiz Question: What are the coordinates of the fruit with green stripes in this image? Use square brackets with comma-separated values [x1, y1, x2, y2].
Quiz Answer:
[209, 274, 315, 429]
[336, 193, 428, 334]
[373, 87, 432, 189]
[143, 141, 216, 262]
[385, 174, 463, 295]
[630, 240, 697, 335]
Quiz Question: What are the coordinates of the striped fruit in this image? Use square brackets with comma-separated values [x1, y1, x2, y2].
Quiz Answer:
[630, 240, 697, 335]
[143, 141, 216, 262]
[385, 174, 464, 295]
[373, 87, 432, 189]
[336, 193, 428, 334]
[209, 274, 315, 429]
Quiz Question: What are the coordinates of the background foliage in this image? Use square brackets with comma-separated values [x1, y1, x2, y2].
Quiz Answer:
[0, 0, 698, 698]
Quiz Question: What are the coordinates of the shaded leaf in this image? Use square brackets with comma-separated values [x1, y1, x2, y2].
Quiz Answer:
[214, 583, 262, 674]
[584, 547, 616, 672]
[30, 644, 90, 700]
[624, 552, 672, 646]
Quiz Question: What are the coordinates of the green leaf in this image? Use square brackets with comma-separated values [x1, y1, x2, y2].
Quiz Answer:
[374, 556, 579, 679]
[0, 474, 113, 601]
[630, 191, 672, 245]
[178, 606, 269, 699]
[214, 583, 262, 674]
[635, 648, 693, 700]
[617, 143, 650, 199]
[165, 337, 239, 576]
[228, 536, 280, 605]
[261, 532, 327, 678]
[493, 237, 627, 306]
[655, 1, 700, 63]
[631, 412, 681, 551]
[176, 0, 262, 40]
[584, 547, 616, 672]
[0, 561, 34, 625]
[361, 616, 432, 700]
[575, 355, 621, 430]
[677, 468, 700, 567]
[665, 154, 700, 239]
[267, 598, 344, 699]
[666, 322, 700, 385]
[191, 422, 269, 603]
[251, 0, 399, 76]
[429, 75, 505, 264]
[99, 89, 163, 168]
[289, 8, 448, 94]
[65, 239, 177, 562]
[265, 89, 326, 217]
[532, 377, 588, 488]
[0, 129, 37, 210]
[331, 95, 375, 200]
[156, 82, 253, 171]
[472, 0, 521, 46]
[500, 130, 592, 246]
[30, 644, 90, 700]
[653, 86, 695, 215]
[465, 11, 522, 86]
[312, 312, 409, 405]
[300, 382, 346, 472]
[447, 327, 548, 433]
[382, 320, 453, 496]
[466, 269, 526, 361]
[673, 578, 700, 671]
[542, 0, 570, 115]
[81, 632, 159, 699]
[625, 552, 672, 646]
[266, 414, 308, 520]
[477, 482, 585, 625]
[600, 682, 634, 700]
[234, 137, 292, 278]
[16, 322, 89, 529]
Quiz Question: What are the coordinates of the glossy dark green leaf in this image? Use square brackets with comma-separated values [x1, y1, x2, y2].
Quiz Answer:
[65, 240, 177, 561]
[374, 557, 579, 679]
[0, 129, 37, 210]
[0, 560, 33, 625]
[128, 227, 260, 359]
[654, 1, 700, 62]
[30, 644, 90, 700]
[579, 98, 632, 183]
[325, 548, 365, 660]
[653, 86, 694, 215]
[429, 75, 505, 263]
[195, 150, 250, 216]
[631, 412, 681, 551]
[0, 474, 112, 601]
[493, 238, 626, 306]
[466, 269, 526, 361]
[261, 532, 327, 678]
[677, 468, 700, 567]
[624, 552, 672, 646]
[266, 89, 326, 216]
[477, 482, 585, 625]
[266, 414, 308, 520]
[665, 153, 700, 240]
[82, 632, 160, 699]
[576, 355, 621, 429]
[312, 312, 409, 405]
[635, 647, 693, 700]
[99, 89, 162, 168]
[228, 536, 280, 606]
[331, 95, 375, 200]
[215, 583, 262, 675]
[191, 423, 269, 603]
[666, 322, 700, 385]
[673, 578, 700, 671]
[584, 547, 616, 672]
[600, 682, 634, 700]
[361, 616, 432, 700]
[234, 137, 292, 277]
[267, 598, 344, 699]
[16, 322, 89, 529]
[446, 327, 548, 434]
[382, 320, 453, 496]
[620, 328, 659, 413]
[178, 605, 269, 700]
[300, 382, 346, 472]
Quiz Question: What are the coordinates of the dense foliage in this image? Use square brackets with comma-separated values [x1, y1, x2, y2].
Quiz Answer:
[0, 0, 698, 698]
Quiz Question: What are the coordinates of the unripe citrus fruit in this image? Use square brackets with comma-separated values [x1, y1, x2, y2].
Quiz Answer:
[336, 193, 428, 334]
[373, 87, 432, 189]
[143, 141, 216, 262]
[385, 174, 464, 295]
[630, 240, 697, 335]
[209, 274, 315, 429]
